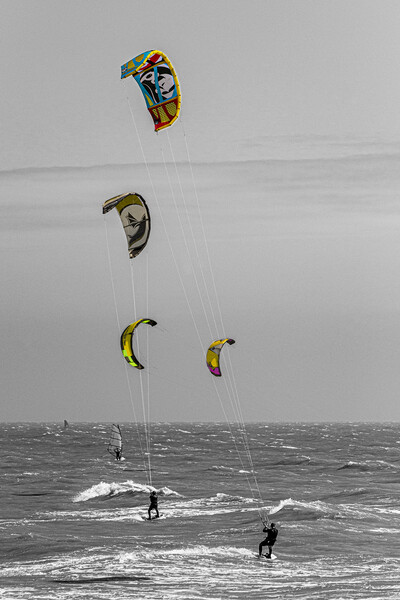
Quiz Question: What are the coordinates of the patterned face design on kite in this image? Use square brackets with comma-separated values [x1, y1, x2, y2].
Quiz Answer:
[140, 65, 175, 104]
[157, 65, 175, 100]
[140, 70, 158, 104]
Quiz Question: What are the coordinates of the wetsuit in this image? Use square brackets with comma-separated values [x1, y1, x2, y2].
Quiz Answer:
[148, 493, 159, 519]
[259, 525, 278, 558]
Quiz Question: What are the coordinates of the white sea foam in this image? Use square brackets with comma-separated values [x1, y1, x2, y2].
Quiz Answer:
[72, 480, 181, 503]
[2, 423, 400, 599]
[269, 498, 293, 515]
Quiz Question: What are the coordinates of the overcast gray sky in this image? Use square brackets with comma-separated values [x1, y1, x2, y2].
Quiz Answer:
[1, 1, 400, 423]
[2, 0, 400, 169]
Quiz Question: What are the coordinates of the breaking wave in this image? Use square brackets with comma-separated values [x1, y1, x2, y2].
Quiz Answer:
[73, 481, 181, 503]
[337, 460, 399, 472]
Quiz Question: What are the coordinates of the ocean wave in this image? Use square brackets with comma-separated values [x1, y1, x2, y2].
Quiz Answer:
[154, 544, 253, 559]
[209, 465, 235, 472]
[266, 497, 340, 521]
[318, 487, 369, 501]
[337, 459, 399, 472]
[53, 575, 151, 584]
[38, 491, 396, 527]
[120, 544, 256, 562]
[337, 461, 370, 471]
[208, 465, 252, 474]
[73, 480, 181, 503]
[268, 498, 292, 516]
[266, 497, 391, 523]
[208, 492, 256, 504]
[12, 492, 51, 497]
[273, 455, 311, 466]
[43, 494, 259, 523]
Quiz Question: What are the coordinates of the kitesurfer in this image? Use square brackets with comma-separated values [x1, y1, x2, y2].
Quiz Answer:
[148, 490, 159, 519]
[258, 522, 278, 558]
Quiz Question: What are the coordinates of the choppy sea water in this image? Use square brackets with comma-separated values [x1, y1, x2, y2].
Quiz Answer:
[1, 422, 399, 599]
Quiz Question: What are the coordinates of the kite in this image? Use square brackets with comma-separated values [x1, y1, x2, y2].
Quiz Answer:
[103, 193, 151, 259]
[120, 319, 157, 369]
[206, 338, 235, 377]
[121, 50, 181, 132]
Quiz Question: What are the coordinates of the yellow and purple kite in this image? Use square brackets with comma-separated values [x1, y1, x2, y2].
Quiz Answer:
[121, 50, 181, 132]
[206, 338, 235, 377]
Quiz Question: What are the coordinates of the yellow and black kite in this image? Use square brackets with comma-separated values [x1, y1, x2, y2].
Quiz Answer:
[120, 319, 157, 369]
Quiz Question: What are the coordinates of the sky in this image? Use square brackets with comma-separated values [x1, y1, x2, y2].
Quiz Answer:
[1, 1, 400, 423]
[2, 0, 400, 169]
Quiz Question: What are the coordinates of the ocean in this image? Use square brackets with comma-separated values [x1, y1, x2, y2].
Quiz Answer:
[1, 422, 399, 599]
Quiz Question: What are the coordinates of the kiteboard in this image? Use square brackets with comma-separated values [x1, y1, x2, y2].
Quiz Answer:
[146, 514, 163, 521]
[257, 553, 277, 561]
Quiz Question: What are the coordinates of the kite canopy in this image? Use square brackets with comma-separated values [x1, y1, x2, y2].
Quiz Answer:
[206, 338, 235, 377]
[120, 319, 157, 369]
[103, 193, 151, 259]
[121, 50, 181, 132]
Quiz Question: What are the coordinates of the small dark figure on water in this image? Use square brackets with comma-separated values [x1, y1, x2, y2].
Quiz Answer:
[258, 522, 278, 558]
[148, 490, 159, 520]
[114, 448, 122, 461]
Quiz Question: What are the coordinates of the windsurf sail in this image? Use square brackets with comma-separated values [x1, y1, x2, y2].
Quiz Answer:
[107, 424, 123, 458]
[63, 419, 69, 429]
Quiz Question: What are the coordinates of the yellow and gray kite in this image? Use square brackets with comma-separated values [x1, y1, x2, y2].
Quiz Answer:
[103, 193, 151, 259]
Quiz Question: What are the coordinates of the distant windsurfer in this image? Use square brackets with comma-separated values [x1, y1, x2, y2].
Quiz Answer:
[258, 522, 278, 558]
[148, 490, 159, 520]
[108, 424, 123, 461]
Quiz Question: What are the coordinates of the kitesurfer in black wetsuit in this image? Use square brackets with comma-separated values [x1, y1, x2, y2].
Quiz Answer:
[148, 490, 159, 519]
[258, 522, 278, 558]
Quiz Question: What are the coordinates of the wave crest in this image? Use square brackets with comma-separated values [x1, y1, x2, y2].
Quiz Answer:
[73, 481, 181, 503]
